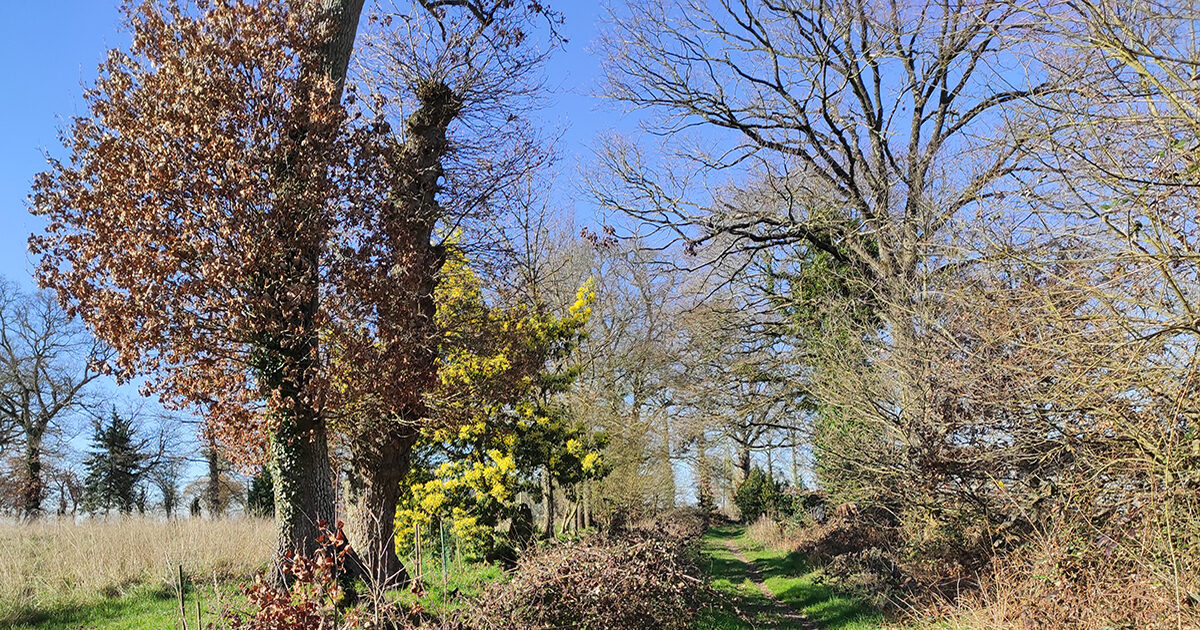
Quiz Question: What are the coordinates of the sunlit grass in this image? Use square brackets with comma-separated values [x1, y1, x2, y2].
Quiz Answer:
[699, 524, 885, 630]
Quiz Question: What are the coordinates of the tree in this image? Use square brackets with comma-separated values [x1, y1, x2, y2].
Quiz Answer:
[592, 0, 1075, 569]
[395, 255, 605, 553]
[82, 407, 151, 515]
[30, 0, 364, 583]
[149, 455, 183, 519]
[0, 280, 106, 520]
[325, 0, 557, 587]
[594, 0, 1058, 472]
[247, 466, 275, 517]
[734, 467, 785, 523]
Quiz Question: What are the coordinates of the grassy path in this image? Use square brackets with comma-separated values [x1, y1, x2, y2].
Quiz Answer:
[698, 525, 885, 630]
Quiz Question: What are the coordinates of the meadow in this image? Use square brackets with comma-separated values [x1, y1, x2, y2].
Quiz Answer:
[0, 518, 273, 628]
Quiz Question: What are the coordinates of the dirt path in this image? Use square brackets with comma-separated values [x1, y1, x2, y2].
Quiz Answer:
[723, 539, 821, 629]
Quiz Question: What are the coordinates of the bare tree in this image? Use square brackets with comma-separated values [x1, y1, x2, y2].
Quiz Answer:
[0, 280, 106, 520]
[593, 0, 1058, 447]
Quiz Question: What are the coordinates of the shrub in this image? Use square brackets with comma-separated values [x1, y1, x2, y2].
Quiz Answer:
[745, 515, 788, 551]
[629, 507, 709, 542]
[228, 522, 419, 630]
[734, 467, 788, 522]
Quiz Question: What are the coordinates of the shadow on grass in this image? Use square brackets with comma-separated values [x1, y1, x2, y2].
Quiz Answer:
[700, 525, 885, 630]
[2, 585, 177, 629]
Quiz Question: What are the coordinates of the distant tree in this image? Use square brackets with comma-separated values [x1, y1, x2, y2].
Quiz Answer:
[48, 463, 83, 518]
[0, 280, 106, 520]
[82, 408, 151, 515]
[734, 467, 785, 523]
[183, 467, 246, 519]
[134, 484, 149, 515]
[149, 456, 183, 519]
[247, 466, 275, 518]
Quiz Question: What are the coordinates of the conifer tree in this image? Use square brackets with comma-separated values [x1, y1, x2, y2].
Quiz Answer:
[247, 466, 275, 518]
[82, 408, 149, 515]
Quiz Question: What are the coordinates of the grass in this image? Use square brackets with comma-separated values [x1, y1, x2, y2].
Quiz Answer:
[5, 581, 240, 630]
[0, 517, 271, 628]
[699, 524, 885, 630]
[0, 516, 509, 628]
[388, 550, 506, 617]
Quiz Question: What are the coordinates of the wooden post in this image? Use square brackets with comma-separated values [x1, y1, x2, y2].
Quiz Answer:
[177, 565, 188, 630]
[414, 521, 423, 583]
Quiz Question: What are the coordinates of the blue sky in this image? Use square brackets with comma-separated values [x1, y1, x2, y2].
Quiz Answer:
[0, 2, 617, 290]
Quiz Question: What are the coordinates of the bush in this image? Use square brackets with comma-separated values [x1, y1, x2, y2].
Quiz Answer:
[464, 521, 709, 630]
[734, 467, 788, 522]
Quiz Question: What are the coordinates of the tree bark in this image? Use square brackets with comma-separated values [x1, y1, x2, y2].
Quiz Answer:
[20, 426, 45, 520]
[268, 394, 336, 583]
[341, 67, 463, 584]
[542, 469, 555, 537]
[736, 445, 751, 485]
[263, 0, 363, 590]
[205, 441, 222, 518]
[345, 428, 417, 590]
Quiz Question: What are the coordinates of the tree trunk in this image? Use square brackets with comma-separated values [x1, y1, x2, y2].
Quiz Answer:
[346, 427, 416, 590]
[542, 469, 555, 537]
[318, 0, 365, 103]
[339, 70, 459, 586]
[736, 445, 751, 485]
[205, 442, 222, 518]
[269, 403, 336, 587]
[20, 427, 45, 520]
[263, 0, 364, 590]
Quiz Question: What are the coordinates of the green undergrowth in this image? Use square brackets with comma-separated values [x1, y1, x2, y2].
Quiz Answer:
[699, 524, 885, 630]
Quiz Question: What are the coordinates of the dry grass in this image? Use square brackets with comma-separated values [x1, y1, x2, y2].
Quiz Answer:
[743, 515, 804, 553]
[0, 517, 274, 616]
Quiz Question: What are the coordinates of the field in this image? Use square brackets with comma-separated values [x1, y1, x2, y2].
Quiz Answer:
[0, 518, 274, 628]
[0, 517, 975, 629]
[0, 518, 513, 630]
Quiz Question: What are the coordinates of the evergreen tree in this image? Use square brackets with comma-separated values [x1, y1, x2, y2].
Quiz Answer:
[246, 466, 275, 517]
[735, 467, 786, 523]
[81, 408, 148, 515]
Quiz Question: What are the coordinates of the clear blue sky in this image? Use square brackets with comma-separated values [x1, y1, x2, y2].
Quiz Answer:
[0, 1, 617, 289]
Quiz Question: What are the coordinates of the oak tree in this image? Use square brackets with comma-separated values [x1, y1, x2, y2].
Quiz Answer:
[30, 0, 364, 583]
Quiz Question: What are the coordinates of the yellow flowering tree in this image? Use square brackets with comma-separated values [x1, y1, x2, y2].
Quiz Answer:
[395, 251, 607, 558]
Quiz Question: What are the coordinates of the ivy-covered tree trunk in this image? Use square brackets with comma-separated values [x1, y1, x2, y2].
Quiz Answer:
[263, 0, 363, 590]
[342, 79, 459, 586]
[268, 397, 336, 584]
[205, 440, 222, 518]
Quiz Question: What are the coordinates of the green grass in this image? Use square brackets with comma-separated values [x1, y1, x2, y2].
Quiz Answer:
[4, 581, 237, 630]
[388, 556, 505, 616]
[699, 524, 886, 630]
[3, 556, 506, 629]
